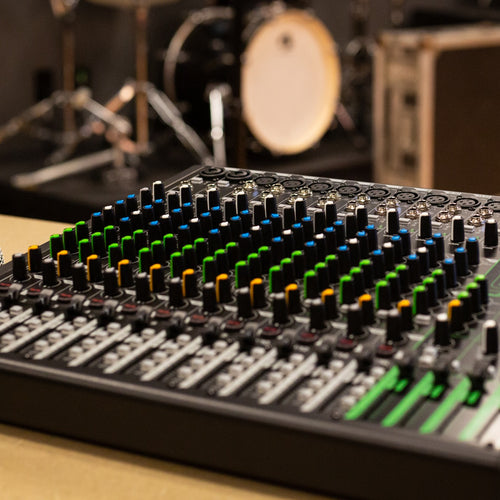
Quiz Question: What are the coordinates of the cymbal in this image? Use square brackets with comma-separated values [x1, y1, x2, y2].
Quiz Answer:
[87, 0, 178, 8]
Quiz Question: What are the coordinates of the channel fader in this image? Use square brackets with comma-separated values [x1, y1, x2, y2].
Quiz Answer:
[1, 165, 500, 499]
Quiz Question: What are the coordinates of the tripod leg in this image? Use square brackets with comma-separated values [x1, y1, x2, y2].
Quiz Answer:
[11, 148, 117, 189]
[145, 85, 213, 165]
[0, 94, 63, 143]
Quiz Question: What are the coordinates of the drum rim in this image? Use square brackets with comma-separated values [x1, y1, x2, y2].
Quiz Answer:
[163, 6, 234, 103]
[241, 9, 341, 155]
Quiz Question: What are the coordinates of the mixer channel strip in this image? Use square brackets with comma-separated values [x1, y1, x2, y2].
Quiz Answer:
[1, 165, 500, 499]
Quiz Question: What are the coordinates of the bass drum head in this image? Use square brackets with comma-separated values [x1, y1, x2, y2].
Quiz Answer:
[242, 10, 341, 155]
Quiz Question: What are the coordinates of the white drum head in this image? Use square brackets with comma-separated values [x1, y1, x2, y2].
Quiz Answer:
[242, 10, 341, 155]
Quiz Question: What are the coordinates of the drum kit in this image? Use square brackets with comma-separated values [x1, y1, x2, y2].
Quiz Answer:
[6, 0, 345, 189]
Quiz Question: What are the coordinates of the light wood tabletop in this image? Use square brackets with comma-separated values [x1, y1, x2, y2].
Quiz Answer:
[0, 215, 331, 500]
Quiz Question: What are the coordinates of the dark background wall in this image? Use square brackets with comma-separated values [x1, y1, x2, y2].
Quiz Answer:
[0, 0, 458, 123]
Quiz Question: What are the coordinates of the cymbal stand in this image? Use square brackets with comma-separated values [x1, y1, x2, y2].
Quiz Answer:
[97, 5, 213, 165]
[0, 4, 131, 171]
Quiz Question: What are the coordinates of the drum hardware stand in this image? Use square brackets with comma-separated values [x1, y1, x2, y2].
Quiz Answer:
[96, 4, 213, 165]
[343, 0, 373, 140]
[230, 0, 247, 169]
[2, 1, 137, 190]
[208, 84, 232, 167]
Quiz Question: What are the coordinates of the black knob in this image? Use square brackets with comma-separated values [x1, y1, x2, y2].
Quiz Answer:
[195, 194, 208, 216]
[304, 271, 319, 299]
[71, 262, 87, 291]
[386, 208, 400, 235]
[314, 209, 326, 234]
[359, 294, 375, 325]
[182, 269, 198, 298]
[413, 285, 429, 315]
[169, 277, 184, 308]
[449, 299, 465, 334]
[385, 309, 404, 344]
[324, 201, 337, 226]
[180, 184, 192, 205]
[356, 230, 370, 259]
[57, 251, 72, 278]
[217, 274, 233, 304]
[334, 220, 346, 246]
[339, 276, 355, 306]
[152, 180, 165, 202]
[203, 282, 218, 313]
[49, 234, 64, 259]
[118, 260, 134, 288]
[454, 247, 469, 276]
[466, 237, 480, 266]
[207, 188, 220, 208]
[87, 255, 102, 283]
[135, 272, 152, 302]
[390, 235, 403, 264]
[375, 280, 392, 311]
[236, 191, 248, 213]
[356, 206, 368, 231]
[272, 293, 289, 325]
[451, 216, 465, 243]
[337, 245, 351, 275]
[239, 327, 256, 352]
[236, 287, 252, 318]
[315, 341, 333, 365]
[28, 246, 43, 272]
[302, 216, 314, 242]
[398, 300, 413, 331]
[467, 282, 482, 314]
[12, 254, 28, 282]
[484, 218, 499, 248]
[417, 246, 430, 275]
[382, 242, 395, 271]
[345, 213, 357, 239]
[432, 233, 445, 261]
[253, 202, 266, 225]
[277, 335, 294, 359]
[40, 258, 57, 287]
[294, 198, 307, 222]
[442, 258, 457, 288]
[322, 289, 338, 320]
[102, 205, 116, 227]
[482, 320, 499, 355]
[434, 313, 451, 347]
[265, 195, 278, 217]
[366, 224, 378, 251]
[309, 298, 326, 331]
[347, 304, 364, 338]
[398, 228, 411, 256]
[424, 239, 437, 268]
[250, 278, 266, 308]
[103, 268, 119, 297]
[201, 325, 219, 346]
[286, 284, 302, 314]
[371, 249, 385, 279]
[418, 212, 432, 240]
[407, 254, 420, 284]
[282, 205, 295, 229]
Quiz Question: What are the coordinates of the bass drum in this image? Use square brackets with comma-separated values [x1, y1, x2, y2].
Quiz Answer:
[164, 3, 341, 155]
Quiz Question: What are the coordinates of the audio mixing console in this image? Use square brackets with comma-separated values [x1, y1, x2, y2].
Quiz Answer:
[1, 165, 500, 499]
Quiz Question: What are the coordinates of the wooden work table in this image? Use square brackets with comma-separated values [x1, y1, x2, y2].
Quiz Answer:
[0, 215, 330, 500]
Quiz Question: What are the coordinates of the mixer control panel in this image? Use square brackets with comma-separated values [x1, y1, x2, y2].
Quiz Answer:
[1, 166, 500, 499]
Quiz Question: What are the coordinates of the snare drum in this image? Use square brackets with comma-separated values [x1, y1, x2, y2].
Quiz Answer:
[164, 2, 340, 155]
